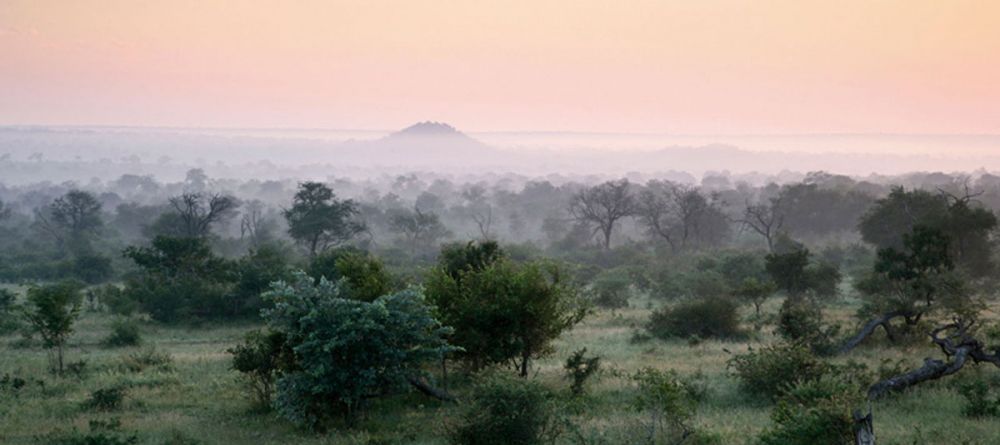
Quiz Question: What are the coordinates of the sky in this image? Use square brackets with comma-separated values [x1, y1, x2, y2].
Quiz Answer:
[1, 0, 999, 135]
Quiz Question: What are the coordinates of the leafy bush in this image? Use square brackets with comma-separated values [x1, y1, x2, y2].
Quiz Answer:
[264, 272, 454, 429]
[758, 376, 861, 445]
[588, 269, 632, 309]
[647, 297, 743, 340]
[92, 285, 137, 316]
[0, 288, 20, 334]
[307, 247, 392, 302]
[426, 243, 585, 376]
[449, 373, 561, 445]
[728, 342, 828, 400]
[958, 378, 1000, 418]
[83, 385, 128, 411]
[564, 348, 601, 396]
[630, 368, 708, 444]
[776, 298, 839, 355]
[120, 347, 173, 373]
[101, 318, 142, 348]
[23, 280, 84, 374]
[228, 329, 291, 407]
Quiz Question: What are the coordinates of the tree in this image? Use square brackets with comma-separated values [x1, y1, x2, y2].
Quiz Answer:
[165, 192, 239, 239]
[35, 190, 103, 253]
[123, 236, 236, 322]
[637, 181, 729, 251]
[284, 182, 365, 257]
[738, 198, 785, 251]
[426, 242, 586, 376]
[262, 273, 454, 428]
[569, 179, 635, 250]
[23, 281, 84, 374]
[240, 200, 277, 248]
[765, 248, 841, 300]
[734, 277, 777, 316]
[388, 206, 451, 256]
[858, 186, 997, 276]
[306, 247, 393, 302]
[840, 226, 971, 353]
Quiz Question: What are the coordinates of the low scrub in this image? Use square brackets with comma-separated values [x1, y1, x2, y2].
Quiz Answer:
[647, 297, 743, 340]
[449, 373, 562, 445]
[728, 342, 828, 401]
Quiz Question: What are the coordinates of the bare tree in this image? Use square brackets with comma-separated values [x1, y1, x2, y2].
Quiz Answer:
[389, 206, 451, 255]
[569, 179, 635, 250]
[736, 196, 785, 252]
[469, 205, 494, 240]
[168, 192, 239, 238]
[240, 199, 275, 248]
[637, 181, 729, 252]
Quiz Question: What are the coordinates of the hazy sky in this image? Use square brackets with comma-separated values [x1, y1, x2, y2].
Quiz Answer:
[2, 0, 999, 134]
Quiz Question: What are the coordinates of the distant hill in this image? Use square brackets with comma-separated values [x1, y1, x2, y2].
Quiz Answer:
[334, 121, 499, 166]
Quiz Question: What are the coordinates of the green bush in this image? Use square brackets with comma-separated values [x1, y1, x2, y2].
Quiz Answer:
[588, 269, 632, 309]
[449, 373, 561, 445]
[563, 348, 601, 396]
[758, 376, 861, 445]
[307, 247, 392, 302]
[0, 288, 20, 334]
[264, 273, 454, 429]
[228, 329, 291, 407]
[629, 368, 709, 444]
[92, 285, 137, 316]
[101, 318, 142, 348]
[647, 297, 743, 340]
[776, 298, 839, 355]
[728, 342, 828, 400]
[119, 347, 173, 373]
[958, 378, 1000, 418]
[82, 385, 128, 411]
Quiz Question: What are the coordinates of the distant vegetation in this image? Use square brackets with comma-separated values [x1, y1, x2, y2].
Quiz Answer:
[4, 167, 1000, 443]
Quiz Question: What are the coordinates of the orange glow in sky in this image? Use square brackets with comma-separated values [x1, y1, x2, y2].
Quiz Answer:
[1, 0, 999, 134]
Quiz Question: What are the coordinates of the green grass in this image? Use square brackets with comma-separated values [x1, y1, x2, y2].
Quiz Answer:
[3, 293, 1000, 444]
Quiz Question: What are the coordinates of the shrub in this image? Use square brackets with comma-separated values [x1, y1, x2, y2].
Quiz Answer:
[630, 368, 701, 443]
[728, 342, 828, 400]
[647, 297, 743, 340]
[449, 373, 561, 445]
[758, 376, 861, 445]
[228, 329, 291, 407]
[776, 298, 839, 355]
[92, 285, 137, 316]
[0, 288, 20, 334]
[264, 273, 454, 429]
[307, 247, 392, 302]
[42, 418, 138, 445]
[120, 347, 173, 373]
[23, 280, 84, 374]
[958, 378, 1000, 418]
[101, 318, 142, 348]
[83, 385, 128, 411]
[588, 269, 631, 309]
[564, 348, 601, 396]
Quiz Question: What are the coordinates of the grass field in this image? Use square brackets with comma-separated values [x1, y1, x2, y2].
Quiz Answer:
[3, 288, 1000, 444]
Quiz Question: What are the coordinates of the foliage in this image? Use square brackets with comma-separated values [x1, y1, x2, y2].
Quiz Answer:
[728, 342, 829, 400]
[90, 285, 137, 316]
[449, 373, 561, 445]
[23, 280, 84, 374]
[122, 236, 236, 322]
[284, 182, 365, 256]
[263, 272, 454, 428]
[647, 297, 743, 340]
[765, 248, 842, 299]
[588, 268, 632, 309]
[231, 244, 293, 315]
[307, 247, 393, 301]
[630, 368, 701, 444]
[569, 179, 635, 249]
[119, 347, 174, 373]
[228, 329, 292, 407]
[776, 298, 839, 355]
[758, 375, 862, 445]
[427, 243, 586, 376]
[957, 377, 1000, 418]
[82, 385, 129, 411]
[733, 277, 775, 317]
[388, 206, 452, 256]
[564, 348, 601, 396]
[0, 287, 20, 334]
[101, 317, 142, 348]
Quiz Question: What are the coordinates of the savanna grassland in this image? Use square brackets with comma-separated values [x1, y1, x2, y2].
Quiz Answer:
[4, 284, 999, 445]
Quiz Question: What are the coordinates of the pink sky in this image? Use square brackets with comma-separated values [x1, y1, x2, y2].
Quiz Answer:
[1, 0, 999, 134]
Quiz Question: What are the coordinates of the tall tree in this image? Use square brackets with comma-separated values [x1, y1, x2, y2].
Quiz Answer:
[737, 196, 785, 252]
[153, 192, 239, 239]
[637, 181, 729, 251]
[569, 179, 635, 250]
[23, 281, 84, 374]
[35, 190, 103, 253]
[388, 206, 451, 255]
[284, 182, 365, 257]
